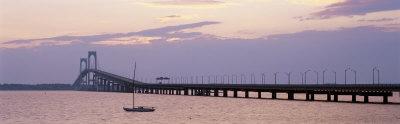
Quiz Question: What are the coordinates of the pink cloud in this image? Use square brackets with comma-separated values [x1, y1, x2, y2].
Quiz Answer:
[310, 0, 400, 19]
[150, 0, 223, 6]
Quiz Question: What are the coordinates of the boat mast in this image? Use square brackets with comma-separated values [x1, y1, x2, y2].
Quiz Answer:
[132, 61, 137, 108]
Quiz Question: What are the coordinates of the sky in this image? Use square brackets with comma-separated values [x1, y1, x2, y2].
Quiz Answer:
[0, 0, 399, 84]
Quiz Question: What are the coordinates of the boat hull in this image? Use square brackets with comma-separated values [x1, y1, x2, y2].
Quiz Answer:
[123, 106, 155, 112]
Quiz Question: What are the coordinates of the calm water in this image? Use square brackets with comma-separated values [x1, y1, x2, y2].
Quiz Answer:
[1, 91, 400, 124]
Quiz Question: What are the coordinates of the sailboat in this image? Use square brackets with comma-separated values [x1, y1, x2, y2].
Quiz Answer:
[123, 61, 155, 112]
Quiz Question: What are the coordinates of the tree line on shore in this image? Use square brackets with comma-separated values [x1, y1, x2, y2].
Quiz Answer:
[0, 84, 73, 90]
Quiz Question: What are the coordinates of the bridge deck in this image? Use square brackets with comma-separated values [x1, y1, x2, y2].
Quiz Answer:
[74, 69, 400, 104]
[137, 84, 400, 92]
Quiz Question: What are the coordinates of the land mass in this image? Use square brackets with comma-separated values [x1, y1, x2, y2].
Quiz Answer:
[0, 84, 73, 90]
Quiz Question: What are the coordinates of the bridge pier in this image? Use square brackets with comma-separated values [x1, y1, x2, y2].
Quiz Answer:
[352, 94, 357, 103]
[107, 82, 111, 92]
[364, 96, 369, 103]
[245, 91, 249, 98]
[233, 90, 238, 97]
[115, 84, 119, 92]
[111, 83, 115, 92]
[103, 79, 107, 92]
[124, 85, 127, 93]
[214, 89, 219, 97]
[184, 89, 188, 95]
[383, 95, 388, 104]
[288, 92, 294, 100]
[327, 93, 331, 101]
[258, 91, 262, 98]
[334, 94, 338, 102]
[223, 90, 228, 97]
[310, 93, 315, 101]
[272, 91, 277, 99]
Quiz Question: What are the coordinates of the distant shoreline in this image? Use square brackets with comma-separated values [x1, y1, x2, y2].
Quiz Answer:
[0, 84, 74, 90]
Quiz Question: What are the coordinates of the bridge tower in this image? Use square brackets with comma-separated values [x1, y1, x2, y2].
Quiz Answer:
[80, 58, 88, 85]
[87, 51, 98, 89]
[80, 58, 88, 72]
[88, 51, 97, 70]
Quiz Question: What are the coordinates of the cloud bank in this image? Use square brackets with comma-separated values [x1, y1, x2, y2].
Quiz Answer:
[310, 0, 400, 19]
[1, 22, 399, 84]
[143, 0, 225, 8]
[150, 0, 223, 6]
[0, 21, 220, 49]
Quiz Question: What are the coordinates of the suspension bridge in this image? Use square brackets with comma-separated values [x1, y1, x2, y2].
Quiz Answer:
[73, 51, 400, 104]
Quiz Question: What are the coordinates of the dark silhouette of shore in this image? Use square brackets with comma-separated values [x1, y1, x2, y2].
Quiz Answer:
[0, 84, 73, 90]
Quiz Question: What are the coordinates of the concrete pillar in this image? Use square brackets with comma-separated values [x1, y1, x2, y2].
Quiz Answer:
[214, 89, 219, 96]
[245, 91, 249, 98]
[383, 96, 388, 104]
[352, 94, 357, 103]
[258, 91, 262, 98]
[288, 92, 294, 100]
[272, 91, 277, 99]
[233, 90, 238, 97]
[334, 94, 338, 102]
[310, 93, 315, 101]
[223, 90, 228, 97]
[103, 79, 107, 91]
[184, 89, 189, 95]
[327, 94, 331, 101]
[364, 96, 369, 103]
[116, 85, 120, 92]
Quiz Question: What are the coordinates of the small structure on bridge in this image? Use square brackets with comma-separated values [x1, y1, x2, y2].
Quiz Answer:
[156, 77, 170, 84]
